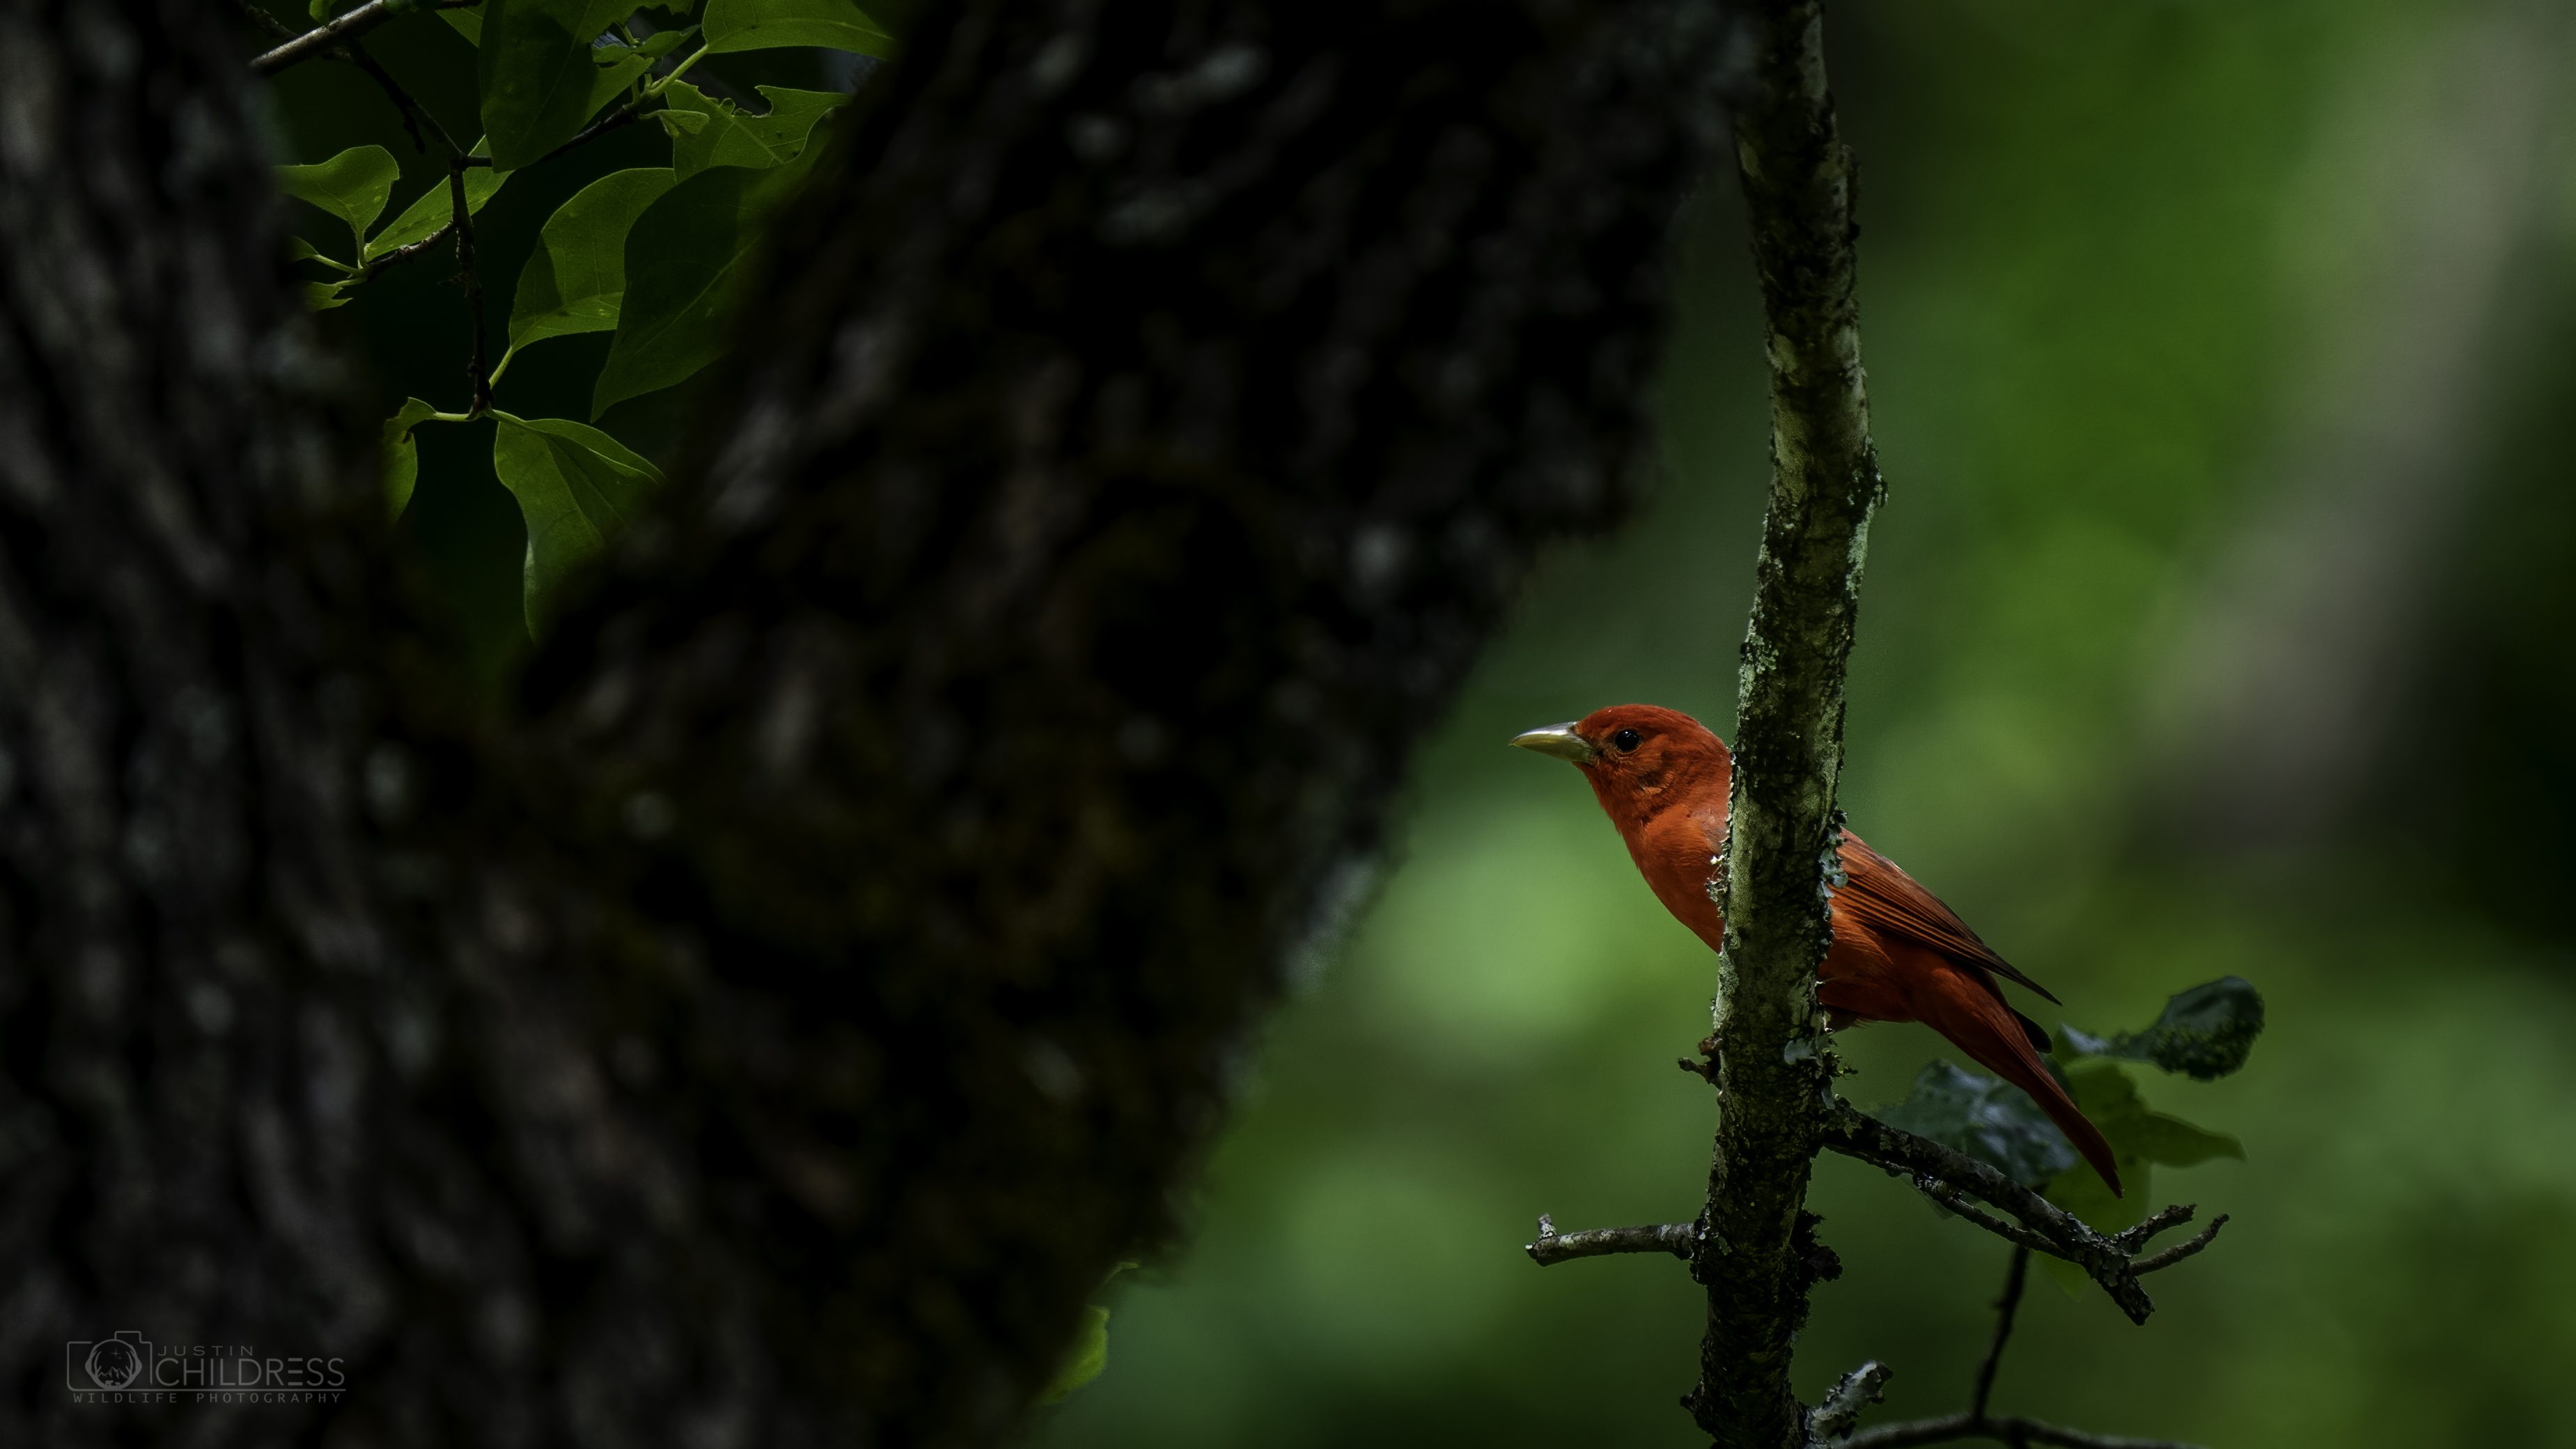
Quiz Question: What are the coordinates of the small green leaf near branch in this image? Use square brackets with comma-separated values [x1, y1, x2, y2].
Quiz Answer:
[478, 0, 655, 168]
[1871, 976, 2258, 1264]
[489, 411, 664, 632]
[658, 81, 851, 178]
[2059, 976, 2266, 1081]
[699, 0, 887, 56]
[1038, 1262, 1134, 1404]
[369, 138, 510, 261]
[506, 166, 678, 355]
[382, 397, 443, 517]
[1038, 1306, 1111, 1404]
[1877, 1061, 2077, 1191]
[590, 154, 811, 416]
[276, 145, 401, 254]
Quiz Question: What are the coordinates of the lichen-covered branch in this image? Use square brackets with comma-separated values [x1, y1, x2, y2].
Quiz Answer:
[1808, 1361, 1894, 1443]
[1821, 1104, 2222, 1324]
[1691, 0, 1884, 1443]
[1526, 1214, 1699, 1266]
[2132, 1214, 2228, 1274]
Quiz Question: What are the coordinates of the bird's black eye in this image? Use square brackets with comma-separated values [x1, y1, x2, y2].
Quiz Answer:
[1612, 728, 1642, 752]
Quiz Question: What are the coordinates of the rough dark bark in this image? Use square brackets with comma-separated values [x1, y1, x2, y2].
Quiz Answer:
[1690, 0, 1881, 1444]
[0, 0, 1726, 1445]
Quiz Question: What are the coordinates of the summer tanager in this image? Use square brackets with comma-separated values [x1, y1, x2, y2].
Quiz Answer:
[1513, 703, 2121, 1195]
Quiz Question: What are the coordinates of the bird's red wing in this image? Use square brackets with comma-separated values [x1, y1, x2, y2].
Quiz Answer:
[1834, 833, 2062, 1006]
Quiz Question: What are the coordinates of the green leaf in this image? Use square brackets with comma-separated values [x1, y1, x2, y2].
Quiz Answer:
[441, 3, 484, 42]
[701, 0, 889, 55]
[489, 412, 663, 632]
[366, 140, 512, 263]
[1038, 1305, 1110, 1404]
[1038, 1262, 1132, 1404]
[1875, 1060, 2079, 1189]
[478, 0, 652, 170]
[2064, 1059, 2244, 1168]
[286, 236, 322, 264]
[659, 81, 852, 179]
[638, 24, 695, 56]
[2039, 1059, 2244, 1235]
[2059, 977, 2265, 1081]
[507, 167, 678, 352]
[276, 146, 401, 251]
[590, 156, 809, 416]
[302, 279, 354, 311]
[382, 398, 442, 519]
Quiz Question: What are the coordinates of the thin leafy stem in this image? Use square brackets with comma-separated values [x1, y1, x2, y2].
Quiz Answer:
[1967, 1246, 2029, 1421]
[646, 42, 713, 94]
[446, 160, 492, 418]
[450, 36, 719, 175]
[360, 221, 457, 281]
[353, 43, 464, 159]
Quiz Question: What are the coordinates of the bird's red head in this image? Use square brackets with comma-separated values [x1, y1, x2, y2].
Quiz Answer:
[1510, 704, 1731, 827]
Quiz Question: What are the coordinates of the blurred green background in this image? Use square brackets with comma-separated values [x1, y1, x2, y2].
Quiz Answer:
[254, 0, 2576, 1442]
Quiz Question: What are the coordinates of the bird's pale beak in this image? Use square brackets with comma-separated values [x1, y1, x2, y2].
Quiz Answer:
[1509, 723, 1595, 764]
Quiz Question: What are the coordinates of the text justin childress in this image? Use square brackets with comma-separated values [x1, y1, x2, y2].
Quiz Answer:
[72, 1345, 348, 1404]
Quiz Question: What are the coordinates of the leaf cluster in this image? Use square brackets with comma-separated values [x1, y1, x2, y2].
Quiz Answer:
[274, 0, 885, 631]
[1875, 977, 2265, 1290]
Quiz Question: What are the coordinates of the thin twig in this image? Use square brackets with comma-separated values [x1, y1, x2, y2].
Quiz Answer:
[1912, 1177, 2064, 1260]
[251, 0, 474, 76]
[1524, 1214, 1698, 1267]
[361, 221, 455, 279]
[1840, 1412, 2205, 1449]
[1821, 1102, 2213, 1324]
[452, 37, 719, 173]
[446, 162, 489, 415]
[531, 101, 648, 168]
[2132, 1214, 2228, 1275]
[228, 0, 458, 157]
[1967, 1247, 2029, 1420]
[455, 100, 645, 172]
[2110, 1204, 2196, 1255]
[1809, 1361, 1894, 1443]
[349, 46, 459, 157]
[1823, 1223, 2210, 1447]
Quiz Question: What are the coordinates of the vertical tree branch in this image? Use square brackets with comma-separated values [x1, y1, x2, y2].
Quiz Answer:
[1692, 0, 1882, 1444]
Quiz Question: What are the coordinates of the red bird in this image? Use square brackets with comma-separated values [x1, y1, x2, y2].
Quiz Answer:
[1513, 703, 2121, 1195]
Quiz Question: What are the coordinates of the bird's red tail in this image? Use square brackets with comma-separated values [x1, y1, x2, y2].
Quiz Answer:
[1916, 967, 2123, 1196]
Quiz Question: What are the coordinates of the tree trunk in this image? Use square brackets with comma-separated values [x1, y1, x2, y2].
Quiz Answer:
[1694, 1, 1880, 1443]
[0, 0, 1726, 1444]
